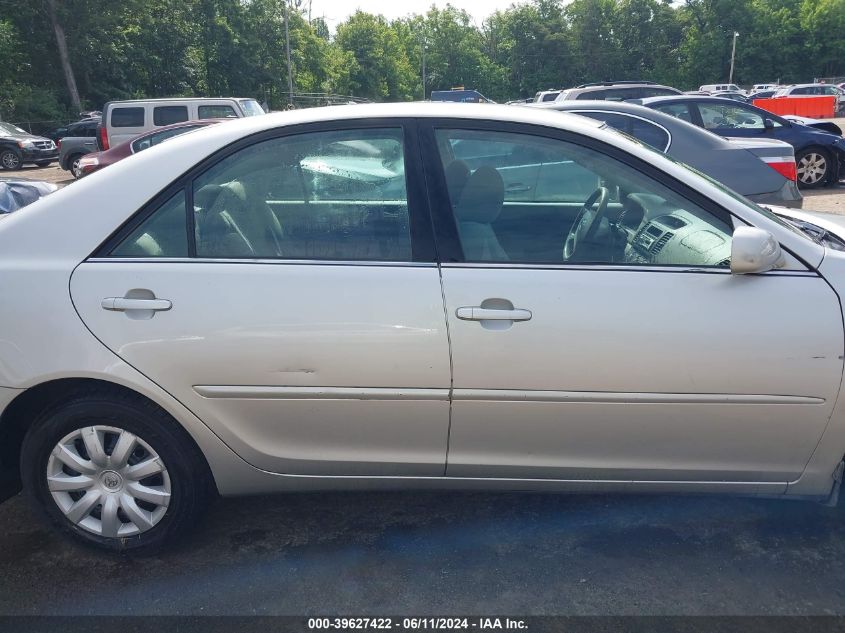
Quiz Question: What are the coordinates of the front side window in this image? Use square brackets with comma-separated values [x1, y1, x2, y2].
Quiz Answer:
[193, 128, 411, 260]
[698, 103, 765, 130]
[111, 107, 145, 128]
[435, 129, 732, 268]
[198, 105, 237, 119]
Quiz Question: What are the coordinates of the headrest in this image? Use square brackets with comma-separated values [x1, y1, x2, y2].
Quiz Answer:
[444, 160, 470, 203]
[455, 166, 504, 224]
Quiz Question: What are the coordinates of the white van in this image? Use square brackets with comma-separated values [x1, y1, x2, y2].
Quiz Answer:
[98, 97, 264, 150]
[699, 83, 744, 95]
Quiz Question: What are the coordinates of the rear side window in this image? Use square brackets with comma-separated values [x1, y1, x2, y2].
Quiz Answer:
[110, 191, 189, 258]
[575, 112, 670, 151]
[198, 105, 237, 119]
[110, 107, 145, 128]
[654, 103, 694, 123]
[191, 128, 411, 260]
[153, 106, 189, 126]
[642, 87, 679, 98]
[577, 90, 605, 100]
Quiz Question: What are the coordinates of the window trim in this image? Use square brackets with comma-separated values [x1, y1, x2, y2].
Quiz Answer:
[91, 118, 437, 264]
[417, 117, 737, 266]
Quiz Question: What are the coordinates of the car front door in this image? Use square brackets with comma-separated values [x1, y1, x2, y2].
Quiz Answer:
[421, 120, 843, 485]
[70, 122, 452, 477]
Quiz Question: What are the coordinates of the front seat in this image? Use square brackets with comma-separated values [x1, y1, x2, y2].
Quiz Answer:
[453, 166, 508, 261]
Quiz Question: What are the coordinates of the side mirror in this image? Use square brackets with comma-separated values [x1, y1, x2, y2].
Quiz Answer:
[731, 226, 785, 274]
[763, 118, 775, 130]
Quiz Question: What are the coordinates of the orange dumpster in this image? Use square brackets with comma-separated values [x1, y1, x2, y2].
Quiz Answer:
[753, 96, 836, 119]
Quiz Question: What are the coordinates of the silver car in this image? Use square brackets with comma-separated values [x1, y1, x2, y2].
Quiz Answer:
[1, 103, 844, 552]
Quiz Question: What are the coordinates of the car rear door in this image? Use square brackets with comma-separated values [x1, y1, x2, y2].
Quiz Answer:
[70, 120, 452, 477]
[421, 118, 843, 486]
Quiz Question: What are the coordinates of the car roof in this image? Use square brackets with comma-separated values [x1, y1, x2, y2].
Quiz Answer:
[105, 97, 254, 106]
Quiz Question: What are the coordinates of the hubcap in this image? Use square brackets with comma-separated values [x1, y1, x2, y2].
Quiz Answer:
[46, 425, 171, 538]
[1, 152, 19, 169]
[797, 153, 827, 185]
[71, 159, 82, 178]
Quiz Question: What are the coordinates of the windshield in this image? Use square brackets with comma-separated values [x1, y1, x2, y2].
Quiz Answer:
[0, 122, 27, 136]
[238, 99, 265, 116]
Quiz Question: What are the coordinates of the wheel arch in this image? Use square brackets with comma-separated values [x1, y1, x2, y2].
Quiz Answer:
[61, 151, 85, 171]
[0, 377, 218, 495]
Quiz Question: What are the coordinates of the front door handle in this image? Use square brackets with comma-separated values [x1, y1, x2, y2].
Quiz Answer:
[456, 307, 532, 322]
[101, 298, 172, 312]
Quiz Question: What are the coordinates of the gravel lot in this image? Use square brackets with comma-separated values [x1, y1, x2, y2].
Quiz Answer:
[2, 490, 845, 615]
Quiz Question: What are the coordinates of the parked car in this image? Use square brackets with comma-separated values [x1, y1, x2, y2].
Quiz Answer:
[530, 100, 801, 207]
[77, 119, 221, 178]
[700, 83, 746, 95]
[3, 103, 845, 552]
[47, 116, 100, 142]
[748, 90, 777, 101]
[0, 178, 58, 214]
[0, 122, 58, 170]
[58, 136, 99, 179]
[773, 84, 843, 112]
[782, 115, 842, 136]
[776, 207, 845, 253]
[431, 89, 492, 103]
[533, 90, 562, 103]
[710, 91, 748, 102]
[555, 81, 682, 102]
[98, 97, 264, 150]
[638, 95, 845, 188]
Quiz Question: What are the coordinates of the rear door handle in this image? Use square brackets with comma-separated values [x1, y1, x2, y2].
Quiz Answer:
[506, 183, 531, 193]
[456, 307, 532, 322]
[101, 298, 172, 312]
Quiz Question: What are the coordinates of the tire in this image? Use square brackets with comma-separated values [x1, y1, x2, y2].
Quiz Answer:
[796, 147, 831, 189]
[35, 161, 52, 167]
[0, 148, 22, 171]
[69, 154, 84, 179]
[20, 391, 214, 553]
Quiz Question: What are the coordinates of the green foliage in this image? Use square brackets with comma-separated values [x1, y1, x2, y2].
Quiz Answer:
[0, 0, 842, 124]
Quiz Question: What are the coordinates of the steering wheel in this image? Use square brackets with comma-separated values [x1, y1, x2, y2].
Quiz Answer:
[563, 187, 610, 261]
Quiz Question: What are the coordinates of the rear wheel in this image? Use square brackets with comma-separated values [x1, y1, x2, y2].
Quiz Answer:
[0, 148, 21, 170]
[796, 148, 831, 188]
[69, 154, 84, 179]
[20, 392, 214, 552]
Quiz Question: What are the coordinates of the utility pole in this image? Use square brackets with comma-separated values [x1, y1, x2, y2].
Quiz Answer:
[421, 43, 427, 100]
[729, 31, 739, 84]
[284, 0, 294, 107]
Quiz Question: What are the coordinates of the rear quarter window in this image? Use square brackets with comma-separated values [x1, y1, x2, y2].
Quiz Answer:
[110, 107, 145, 128]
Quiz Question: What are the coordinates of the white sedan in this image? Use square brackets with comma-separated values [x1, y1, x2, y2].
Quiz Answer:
[1, 103, 844, 552]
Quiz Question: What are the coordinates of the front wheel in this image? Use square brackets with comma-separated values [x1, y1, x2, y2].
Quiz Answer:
[0, 148, 22, 170]
[20, 392, 214, 552]
[796, 148, 831, 189]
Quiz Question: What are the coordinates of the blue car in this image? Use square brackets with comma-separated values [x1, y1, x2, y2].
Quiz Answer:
[637, 96, 845, 189]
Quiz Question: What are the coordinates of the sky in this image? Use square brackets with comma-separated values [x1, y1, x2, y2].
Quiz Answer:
[307, 0, 530, 28]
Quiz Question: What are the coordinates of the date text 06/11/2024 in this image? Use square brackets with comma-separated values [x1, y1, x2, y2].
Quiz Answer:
[307, 617, 529, 630]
